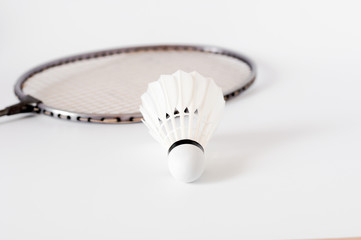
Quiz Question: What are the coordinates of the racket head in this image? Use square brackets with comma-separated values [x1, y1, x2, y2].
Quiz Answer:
[14, 44, 257, 123]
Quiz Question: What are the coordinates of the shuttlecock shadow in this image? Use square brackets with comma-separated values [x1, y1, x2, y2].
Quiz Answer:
[197, 124, 325, 184]
[196, 60, 279, 184]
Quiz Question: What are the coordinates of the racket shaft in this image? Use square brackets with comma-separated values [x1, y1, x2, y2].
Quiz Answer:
[0, 95, 40, 117]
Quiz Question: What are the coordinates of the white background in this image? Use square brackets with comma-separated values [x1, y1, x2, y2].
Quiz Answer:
[1, 0, 361, 239]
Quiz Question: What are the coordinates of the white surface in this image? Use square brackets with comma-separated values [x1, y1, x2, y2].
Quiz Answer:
[0, 0, 361, 239]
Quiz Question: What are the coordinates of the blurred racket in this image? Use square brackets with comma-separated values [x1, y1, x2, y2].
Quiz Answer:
[0, 44, 256, 123]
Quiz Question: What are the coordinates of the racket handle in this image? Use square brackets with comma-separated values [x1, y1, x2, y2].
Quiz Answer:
[0, 95, 40, 117]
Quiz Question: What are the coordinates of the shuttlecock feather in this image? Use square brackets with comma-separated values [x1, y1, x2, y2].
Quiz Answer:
[140, 70, 225, 182]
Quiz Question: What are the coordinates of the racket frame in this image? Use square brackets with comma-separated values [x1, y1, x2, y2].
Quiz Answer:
[11, 44, 257, 123]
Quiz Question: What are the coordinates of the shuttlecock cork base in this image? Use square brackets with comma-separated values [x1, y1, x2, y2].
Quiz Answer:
[168, 139, 205, 183]
[140, 70, 225, 183]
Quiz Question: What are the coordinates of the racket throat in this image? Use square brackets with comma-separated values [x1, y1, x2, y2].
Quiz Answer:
[0, 95, 40, 117]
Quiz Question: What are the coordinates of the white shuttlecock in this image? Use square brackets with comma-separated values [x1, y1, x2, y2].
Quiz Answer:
[140, 70, 225, 182]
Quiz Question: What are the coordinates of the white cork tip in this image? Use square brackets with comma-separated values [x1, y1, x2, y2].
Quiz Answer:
[168, 143, 205, 183]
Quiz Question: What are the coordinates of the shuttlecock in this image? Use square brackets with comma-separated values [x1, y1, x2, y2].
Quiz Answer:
[140, 70, 225, 182]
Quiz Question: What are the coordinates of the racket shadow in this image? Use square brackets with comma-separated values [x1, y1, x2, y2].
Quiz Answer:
[0, 114, 37, 126]
[197, 124, 325, 184]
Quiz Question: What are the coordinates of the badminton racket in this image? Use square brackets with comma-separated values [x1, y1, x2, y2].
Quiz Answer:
[0, 44, 257, 123]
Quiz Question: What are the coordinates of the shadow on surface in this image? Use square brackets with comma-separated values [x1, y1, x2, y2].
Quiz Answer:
[196, 60, 281, 184]
[197, 124, 324, 184]
[0, 114, 37, 126]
